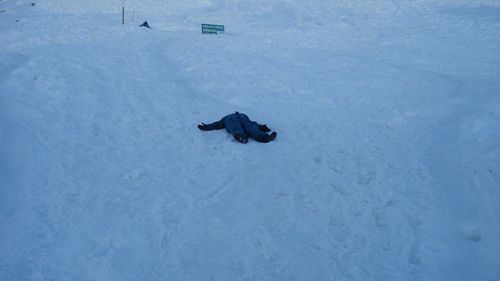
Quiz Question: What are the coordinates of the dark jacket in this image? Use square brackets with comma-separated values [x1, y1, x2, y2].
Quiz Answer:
[198, 112, 276, 143]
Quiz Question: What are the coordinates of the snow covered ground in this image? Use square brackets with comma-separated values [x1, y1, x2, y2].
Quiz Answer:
[1, 0, 499, 280]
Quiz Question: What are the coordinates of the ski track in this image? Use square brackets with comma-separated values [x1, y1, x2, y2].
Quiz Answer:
[1, 1, 499, 280]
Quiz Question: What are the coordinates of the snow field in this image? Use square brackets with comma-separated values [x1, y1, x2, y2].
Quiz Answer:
[1, 0, 499, 280]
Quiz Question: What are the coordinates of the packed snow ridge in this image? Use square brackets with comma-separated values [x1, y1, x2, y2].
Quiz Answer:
[1, 0, 499, 280]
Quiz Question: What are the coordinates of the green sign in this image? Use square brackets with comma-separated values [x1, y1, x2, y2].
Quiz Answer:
[202, 24, 225, 35]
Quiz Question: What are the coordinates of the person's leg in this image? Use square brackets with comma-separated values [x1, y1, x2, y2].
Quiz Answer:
[224, 114, 248, 143]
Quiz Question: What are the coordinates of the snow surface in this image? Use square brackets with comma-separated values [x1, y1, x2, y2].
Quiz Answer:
[1, 0, 499, 280]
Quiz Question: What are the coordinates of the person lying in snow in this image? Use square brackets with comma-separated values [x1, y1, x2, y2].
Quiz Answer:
[198, 112, 277, 143]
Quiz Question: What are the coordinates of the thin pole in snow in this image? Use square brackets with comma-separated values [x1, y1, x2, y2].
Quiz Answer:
[122, 6, 124, 25]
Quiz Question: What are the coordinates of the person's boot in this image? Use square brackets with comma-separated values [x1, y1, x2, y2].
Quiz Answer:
[233, 133, 248, 143]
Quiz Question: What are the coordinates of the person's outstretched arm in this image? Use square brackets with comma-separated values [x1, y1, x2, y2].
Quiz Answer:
[198, 119, 225, 131]
[257, 123, 271, 132]
[246, 117, 271, 132]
